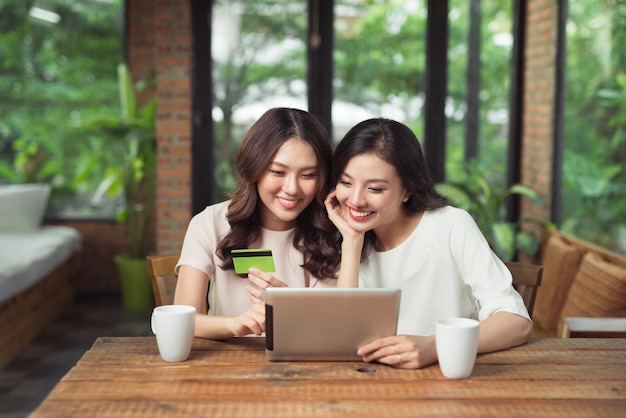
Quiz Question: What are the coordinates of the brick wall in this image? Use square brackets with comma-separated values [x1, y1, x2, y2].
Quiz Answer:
[152, 1, 193, 255]
[126, 0, 156, 105]
[521, 0, 557, 225]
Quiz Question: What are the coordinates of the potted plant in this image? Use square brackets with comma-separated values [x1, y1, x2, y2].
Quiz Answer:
[435, 161, 546, 261]
[80, 63, 156, 310]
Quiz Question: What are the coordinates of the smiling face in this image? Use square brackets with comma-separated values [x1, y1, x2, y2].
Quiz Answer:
[334, 153, 410, 236]
[257, 138, 320, 231]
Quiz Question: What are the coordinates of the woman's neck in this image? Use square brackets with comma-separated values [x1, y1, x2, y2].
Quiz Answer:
[374, 211, 424, 252]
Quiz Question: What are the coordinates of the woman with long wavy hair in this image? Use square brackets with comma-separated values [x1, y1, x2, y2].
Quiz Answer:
[175, 108, 339, 339]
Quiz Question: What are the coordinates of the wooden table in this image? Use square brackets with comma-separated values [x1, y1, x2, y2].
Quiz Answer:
[31, 337, 626, 417]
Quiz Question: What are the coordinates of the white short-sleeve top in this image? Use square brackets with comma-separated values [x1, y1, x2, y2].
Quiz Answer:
[359, 205, 530, 335]
[176, 200, 336, 316]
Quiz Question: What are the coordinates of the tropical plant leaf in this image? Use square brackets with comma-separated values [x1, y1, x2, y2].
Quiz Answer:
[118, 63, 137, 120]
[508, 184, 542, 203]
[435, 183, 473, 211]
[437, 160, 547, 260]
[516, 231, 539, 256]
[71, 63, 157, 258]
[491, 222, 516, 261]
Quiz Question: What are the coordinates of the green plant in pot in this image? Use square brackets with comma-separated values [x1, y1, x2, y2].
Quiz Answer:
[435, 161, 545, 261]
[80, 63, 156, 310]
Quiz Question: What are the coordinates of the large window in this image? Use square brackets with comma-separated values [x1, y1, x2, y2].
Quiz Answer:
[211, 1, 308, 199]
[563, 0, 626, 254]
[0, 0, 124, 218]
[445, 0, 513, 185]
[7, 1, 623, 255]
[334, 1, 427, 142]
[211, 1, 520, 256]
[335, 0, 513, 183]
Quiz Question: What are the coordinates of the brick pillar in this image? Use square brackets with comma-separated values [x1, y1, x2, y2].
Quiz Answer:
[153, 0, 193, 254]
[127, 0, 193, 256]
[521, 0, 558, 229]
[126, 0, 156, 104]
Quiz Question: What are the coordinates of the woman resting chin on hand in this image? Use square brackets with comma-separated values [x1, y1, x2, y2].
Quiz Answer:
[325, 118, 532, 369]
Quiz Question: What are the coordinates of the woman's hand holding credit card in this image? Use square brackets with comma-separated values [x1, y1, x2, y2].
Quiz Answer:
[246, 268, 289, 303]
[232, 249, 276, 274]
[232, 249, 289, 303]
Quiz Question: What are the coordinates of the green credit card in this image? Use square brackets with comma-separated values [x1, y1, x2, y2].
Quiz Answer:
[232, 249, 276, 274]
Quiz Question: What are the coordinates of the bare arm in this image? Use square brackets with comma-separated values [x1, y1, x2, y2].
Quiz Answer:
[336, 237, 363, 288]
[324, 191, 363, 288]
[358, 311, 532, 369]
[174, 265, 265, 339]
[477, 311, 532, 353]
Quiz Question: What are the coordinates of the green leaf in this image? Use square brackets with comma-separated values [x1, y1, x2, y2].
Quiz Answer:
[118, 63, 137, 120]
[491, 222, 516, 261]
[508, 184, 542, 203]
[516, 231, 539, 256]
[435, 183, 473, 210]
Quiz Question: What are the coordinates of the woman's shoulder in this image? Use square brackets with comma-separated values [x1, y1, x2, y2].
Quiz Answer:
[189, 200, 231, 229]
[193, 200, 230, 219]
[420, 206, 479, 237]
[424, 205, 473, 223]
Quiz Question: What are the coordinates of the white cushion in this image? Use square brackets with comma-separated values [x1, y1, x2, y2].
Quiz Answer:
[0, 183, 51, 231]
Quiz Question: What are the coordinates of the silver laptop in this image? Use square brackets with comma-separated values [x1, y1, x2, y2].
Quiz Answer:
[265, 288, 401, 361]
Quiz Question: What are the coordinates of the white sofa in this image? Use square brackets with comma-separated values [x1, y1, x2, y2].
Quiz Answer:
[0, 184, 82, 368]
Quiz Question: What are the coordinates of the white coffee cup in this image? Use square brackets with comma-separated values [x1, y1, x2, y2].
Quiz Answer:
[435, 317, 480, 379]
[151, 305, 196, 362]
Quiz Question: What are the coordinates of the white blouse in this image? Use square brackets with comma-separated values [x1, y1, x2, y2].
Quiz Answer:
[176, 200, 336, 316]
[359, 206, 530, 335]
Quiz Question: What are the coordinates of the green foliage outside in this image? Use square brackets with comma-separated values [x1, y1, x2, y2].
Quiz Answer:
[0, 0, 123, 217]
[561, 2, 626, 253]
[445, 0, 514, 181]
[334, 0, 426, 135]
[211, 1, 308, 200]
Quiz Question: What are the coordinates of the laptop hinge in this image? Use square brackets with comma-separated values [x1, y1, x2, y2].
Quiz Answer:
[265, 303, 273, 350]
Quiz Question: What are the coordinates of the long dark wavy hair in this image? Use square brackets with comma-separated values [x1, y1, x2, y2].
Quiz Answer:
[331, 118, 449, 259]
[217, 108, 340, 280]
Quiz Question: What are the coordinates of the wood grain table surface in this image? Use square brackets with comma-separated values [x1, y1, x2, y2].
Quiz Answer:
[30, 336, 626, 417]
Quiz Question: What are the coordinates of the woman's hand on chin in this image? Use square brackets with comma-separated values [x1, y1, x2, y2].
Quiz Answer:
[325, 190, 362, 241]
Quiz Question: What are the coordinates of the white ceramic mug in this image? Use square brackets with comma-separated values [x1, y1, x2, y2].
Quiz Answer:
[435, 317, 480, 379]
[151, 305, 196, 362]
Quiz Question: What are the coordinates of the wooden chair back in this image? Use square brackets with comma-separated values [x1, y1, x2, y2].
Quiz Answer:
[505, 261, 543, 319]
[146, 253, 180, 306]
